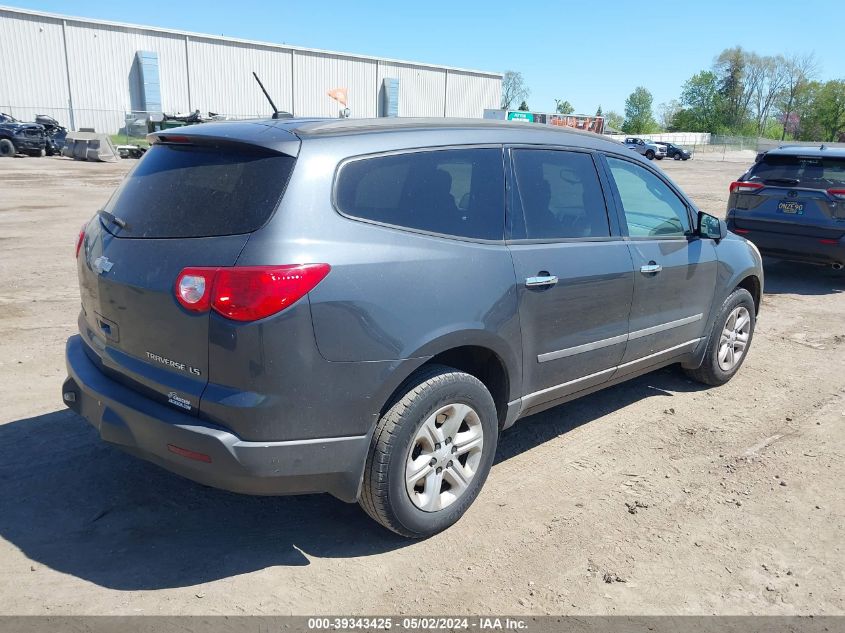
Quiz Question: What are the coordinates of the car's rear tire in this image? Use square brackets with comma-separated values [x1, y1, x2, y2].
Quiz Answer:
[645, 150, 655, 160]
[0, 139, 16, 157]
[359, 364, 498, 538]
[684, 288, 755, 386]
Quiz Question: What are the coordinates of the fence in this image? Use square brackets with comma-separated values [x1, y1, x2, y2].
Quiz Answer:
[604, 133, 766, 163]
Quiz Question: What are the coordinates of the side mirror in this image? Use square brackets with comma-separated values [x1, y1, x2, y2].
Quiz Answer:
[698, 211, 727, 241]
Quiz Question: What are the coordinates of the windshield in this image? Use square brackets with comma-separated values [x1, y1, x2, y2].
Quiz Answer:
[103, 144, 296, 238]
[748, 154, 845, 188]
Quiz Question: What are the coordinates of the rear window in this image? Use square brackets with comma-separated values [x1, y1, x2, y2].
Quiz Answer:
[104, 144, 295, 238]
[335, 148, 505, 240]
[748, 154, 845, 188]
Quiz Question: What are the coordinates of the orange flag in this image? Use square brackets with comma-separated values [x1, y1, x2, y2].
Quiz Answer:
[327, 87, 348, 106]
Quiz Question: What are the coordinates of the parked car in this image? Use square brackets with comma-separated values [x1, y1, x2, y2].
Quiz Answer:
[655, 141, 691, 161]
[0, 112, 46, 157]
[624, 137, 665, 160]
[63, 118, 763, 537]
[726, 146, 845, 269]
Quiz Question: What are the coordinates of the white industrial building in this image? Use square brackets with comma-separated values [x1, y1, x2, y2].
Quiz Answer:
[0, 6, 502, 134]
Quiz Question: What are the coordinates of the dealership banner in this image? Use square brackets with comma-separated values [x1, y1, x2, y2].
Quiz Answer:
[486, 109, 605, 134]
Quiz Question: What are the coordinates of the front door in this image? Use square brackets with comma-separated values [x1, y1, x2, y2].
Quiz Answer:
[507, 147, 634, 411]
[602, 154, 717, 369]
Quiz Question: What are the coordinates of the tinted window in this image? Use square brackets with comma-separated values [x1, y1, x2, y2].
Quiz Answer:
[104, 144, 295, 238]
[511, 149, 610, 239]
[748, 154, 845, 188]
[606, 156, 690, 237]
[335, 149, 504, 240]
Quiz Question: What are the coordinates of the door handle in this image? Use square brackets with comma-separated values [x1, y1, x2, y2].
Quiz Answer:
[640, 263, 662, 274]
[525, 275, 558, 288]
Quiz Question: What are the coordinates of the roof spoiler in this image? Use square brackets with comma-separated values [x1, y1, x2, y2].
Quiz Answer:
[147, 123, 300, 156]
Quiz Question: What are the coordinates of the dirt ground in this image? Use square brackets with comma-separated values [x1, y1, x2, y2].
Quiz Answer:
[0, 152, 843, 616]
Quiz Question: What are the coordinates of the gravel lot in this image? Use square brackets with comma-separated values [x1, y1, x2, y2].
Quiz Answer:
[0, 154, 843, 615]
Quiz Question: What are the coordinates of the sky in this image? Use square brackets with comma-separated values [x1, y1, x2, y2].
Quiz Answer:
[7, 0, 845, 115]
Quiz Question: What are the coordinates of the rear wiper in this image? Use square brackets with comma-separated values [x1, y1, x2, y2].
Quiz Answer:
[98, 209, 128, 230]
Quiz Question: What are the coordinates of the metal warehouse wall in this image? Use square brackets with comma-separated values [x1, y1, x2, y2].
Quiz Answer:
[0, 7, 501, 133]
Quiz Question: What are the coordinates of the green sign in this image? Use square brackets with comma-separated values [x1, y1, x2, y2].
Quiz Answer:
[507, 111, 534, 122]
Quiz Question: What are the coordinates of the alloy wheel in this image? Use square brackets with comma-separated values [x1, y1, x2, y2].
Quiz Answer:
[718, 306, 751, 371]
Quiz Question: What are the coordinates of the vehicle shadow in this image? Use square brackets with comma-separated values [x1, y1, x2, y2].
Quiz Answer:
[762, 258, 845, 296]
[496, 366, 705, 462]
[0, 367, 702, 591]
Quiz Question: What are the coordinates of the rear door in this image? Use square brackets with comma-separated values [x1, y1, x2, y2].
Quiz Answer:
[730, 153, 845, 238]
[77, 139, 297, 414]
[601, 154, 716, 367]
[506, 147, 634, 411]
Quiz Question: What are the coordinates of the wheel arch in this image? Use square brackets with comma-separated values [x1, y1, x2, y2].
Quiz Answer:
[374, 332, 520, 431]
[735, 273, 762, 315]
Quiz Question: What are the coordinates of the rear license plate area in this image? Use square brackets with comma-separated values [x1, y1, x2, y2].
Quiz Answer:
[777, 200, 804, 215]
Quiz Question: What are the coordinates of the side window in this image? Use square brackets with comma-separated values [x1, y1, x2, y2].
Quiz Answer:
[335, 148, 504, 240]
[511, 149, 610, 240]
[606, 156, 691, 237]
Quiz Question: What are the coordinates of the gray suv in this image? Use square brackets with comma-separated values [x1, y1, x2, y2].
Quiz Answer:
[63, 118, 763, 538]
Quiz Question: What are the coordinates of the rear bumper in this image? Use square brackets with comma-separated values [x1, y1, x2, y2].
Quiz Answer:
[63, 335, 370, 502]
[727, 219, 845, 265]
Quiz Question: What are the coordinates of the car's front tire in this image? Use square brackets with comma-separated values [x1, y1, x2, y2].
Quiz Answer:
[359, 364, 498, 538]
[673, 152, 682, 160]
[0, 139, 16, 157]
[645, 150, 655, 160]
[684, 288, 756, 386]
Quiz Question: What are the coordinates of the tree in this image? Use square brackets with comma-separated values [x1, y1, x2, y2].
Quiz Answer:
[595, 105, 603, 117]
[500, 70, 530, 110]
[796, 80, 845, 142]
[622, 86, 656, 134]
[604, 110, 624, 130]
[750, 54, 787, 136]
[555, 99, 575, 114]
[714, 46, 755, 130]
[677, 71, 722, 132]
[657, 100, 681, 130]
[517, 100, 530, 111]
[779, 53, 818, 140]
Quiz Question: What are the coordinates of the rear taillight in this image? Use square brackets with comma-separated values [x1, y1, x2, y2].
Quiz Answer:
[730, 181, 764, 194]
[174, 264, 331, 322]
[175, 268, 214, 312]
[827, 188, 845, 200]
[75, 225, 86, 258]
